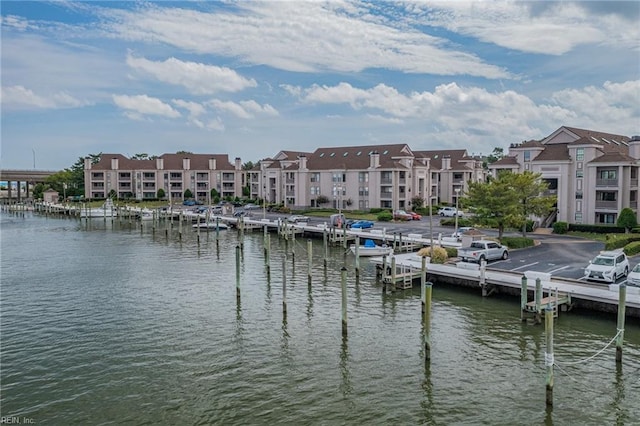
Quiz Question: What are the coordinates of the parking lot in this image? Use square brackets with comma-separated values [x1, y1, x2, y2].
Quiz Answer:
[266, 211, 636, 286]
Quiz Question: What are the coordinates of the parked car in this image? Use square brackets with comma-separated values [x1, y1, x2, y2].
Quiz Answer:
[584, 250, 629, 283]
[243, 203, 260, 210]
[350, 220, 374, 229]
[458, 240, 508, 263]
[287, 215, 309, 223]
[393, 210, 414, 221]
[627, 263, 640, 286]
[438, 206, 463, 217]
[409, 211, 422, 220]
[452, 226, 476, 241]
[234, 210, 250, 217]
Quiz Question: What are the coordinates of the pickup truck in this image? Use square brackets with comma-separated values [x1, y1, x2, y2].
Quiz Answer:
[458, 240, 509, 263]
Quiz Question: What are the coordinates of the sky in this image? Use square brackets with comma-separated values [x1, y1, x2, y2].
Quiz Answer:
[1, 0, 639, 171]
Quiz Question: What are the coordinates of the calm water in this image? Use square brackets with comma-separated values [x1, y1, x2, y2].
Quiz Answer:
[1, 212, 639, 425]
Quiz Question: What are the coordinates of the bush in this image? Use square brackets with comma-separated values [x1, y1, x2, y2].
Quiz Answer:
[624, 241, 640, 256]
[604, 234, 640, 251]
[568, 223, 624, 234]
[444, 246, 458, 258]
[553, 221, 568, 234]
[500, 237, 535, 249]
[440, 217, 474, 227]
[377, 211, 393, 221]
[417, 246, 448, 264]
[369, 208, 384, 214]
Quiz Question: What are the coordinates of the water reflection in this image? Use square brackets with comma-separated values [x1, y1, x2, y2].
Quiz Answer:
[339, 335, 352, 398]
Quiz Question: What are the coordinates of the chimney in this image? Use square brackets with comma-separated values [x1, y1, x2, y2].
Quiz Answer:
[629, 136, 640, 160]
[84, 157, 93, 170]
[209, 158, 217, 170]
[298, 154, 308, 171]
[156, 158, 164, 170]
[183, 157, 190, 170]
[442, 155, 451, 170]
[369, 151, 380, 168]
[235, 157, 242, 171]
[111, 157, 119, 170]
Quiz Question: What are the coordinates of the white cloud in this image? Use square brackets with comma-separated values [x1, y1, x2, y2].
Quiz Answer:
[102, 2, 509, 79]
[1, 85, 87, 109]
[126, 53, 257, 95]
[207, 99, 279, 119]
[414, 2, 638, 55]
[172, 99, 205, 117]
[112, 94, 181, 118]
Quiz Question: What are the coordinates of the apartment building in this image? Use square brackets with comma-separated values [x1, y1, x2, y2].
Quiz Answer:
[84, 153, 243, 201]
[247, 144, 485, 211]
[489, 126, 639, 225]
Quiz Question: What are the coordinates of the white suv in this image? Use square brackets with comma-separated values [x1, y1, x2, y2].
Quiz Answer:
[584, 250, 629, 283]
[438, 206, 463, 217]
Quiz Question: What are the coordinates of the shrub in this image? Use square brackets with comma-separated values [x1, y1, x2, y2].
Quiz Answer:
[618, 207, 638, 232]
[624, 241, 640, 256]
[377, 211, 393, 221]
[440, 217, 474, 227]
[568, 223, 624, 234]
[369, 208, 384, 214]
[604, 234, 640, 251]
[500, 237, 535, 249]
[444, 246, 458, 258]
[417, 246, 448, 264]
[553, 221, 568, 234]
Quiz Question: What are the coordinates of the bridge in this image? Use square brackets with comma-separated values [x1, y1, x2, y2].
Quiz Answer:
[0, 169, 59, 201]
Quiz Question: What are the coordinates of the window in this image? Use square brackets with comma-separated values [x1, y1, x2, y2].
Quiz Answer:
[598, 170, 617, 180]
[524, 151, 531, 162]
[358, 172, 369, 182]
[576, 192, 583, 199]
[332, 173, 345, 183]
[597, 192, 617, 201]
[576, 200, 582, 211]
[576, 170, 583, 178]
[310, 173, 320, 182]
[576, 148, 584, 161]
[358, 187, 369, 196]
[575, 212, 582, 223]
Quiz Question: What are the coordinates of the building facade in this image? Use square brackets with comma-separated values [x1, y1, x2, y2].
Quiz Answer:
[489, 126, 640, 225]
[84, 153, 243, 201]
[247, 144, 485, 211]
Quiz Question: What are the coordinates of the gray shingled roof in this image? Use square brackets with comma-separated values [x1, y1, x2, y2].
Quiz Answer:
[305, 144, 412, 170]
[92, 153, 235, 170]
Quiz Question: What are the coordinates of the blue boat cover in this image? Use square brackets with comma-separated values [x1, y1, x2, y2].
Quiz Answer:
[364, 239, 375, 248]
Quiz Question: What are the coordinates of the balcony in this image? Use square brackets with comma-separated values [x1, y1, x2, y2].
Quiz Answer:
[596, 179, 618, 187]
[381, 178, 392, 184]
[595, 200, 618, 209]
[631, 178, 638, 187]
[380, 191, 392, 199]
[222, 173, 235, 182]
[143, 183, 155, 189]
[286, 178, 295, 184]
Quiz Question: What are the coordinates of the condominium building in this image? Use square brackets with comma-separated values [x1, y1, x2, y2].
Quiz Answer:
[84, 153, 243, 201]
[489, 126, 639, 225]
[247, 144, 485, 211]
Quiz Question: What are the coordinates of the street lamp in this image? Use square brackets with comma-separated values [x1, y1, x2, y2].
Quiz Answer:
[454, 187, 461, 238]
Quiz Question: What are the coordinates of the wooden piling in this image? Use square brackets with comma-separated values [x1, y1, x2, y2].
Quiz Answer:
[307, 239, 313, 285]
[544, 305, 554, 406]
[354, 236, 360, 277]
[341, 266, 347, 337]
[520, 276, 528, 322]
[424, 281, 433, 361]
[616, 283, 626, 363]
[421, 256, 427, 314]
[480, 259, 487, 296]
[323, 229, 328, 268]
[235, 245, 241, 301]
[391, 256, 397, 291]
[535, 278, 542, 324]
[282, 256, 287, 318]
[178, 210, 183, 241]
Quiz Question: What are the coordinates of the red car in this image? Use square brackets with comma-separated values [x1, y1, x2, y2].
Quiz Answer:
[409, 211, 422, 220]
[393, 210, 414, 221]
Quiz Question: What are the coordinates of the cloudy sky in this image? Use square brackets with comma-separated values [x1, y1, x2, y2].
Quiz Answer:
[1, 1, 639, 170]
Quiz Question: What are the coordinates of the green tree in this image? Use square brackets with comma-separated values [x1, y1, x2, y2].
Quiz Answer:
[184, 189, 193, 199]
[157, 188, 166, 199]
[242, 161, 255, 170]
[617, 207, 638, 233]
[503, 171, 556, 237]
[33, 182, 45, 200]
[411, 196, 424, 209]
[483, 147, 504, 168]
[316, 195, 329, 205]
[462, 176, 520, 239]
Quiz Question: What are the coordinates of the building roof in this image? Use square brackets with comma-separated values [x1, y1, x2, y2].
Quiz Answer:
[413, 149, 473, 170]
[490, 156, 519, 166]
[531, 143, 571, 162]
[91, 153, 235, 170]
[305, 144, 413, 170]
[588, 152, 636, 164]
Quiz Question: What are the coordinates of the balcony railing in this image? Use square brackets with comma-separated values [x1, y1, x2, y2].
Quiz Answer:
[381, 178, 392, 184]
[596, 179, 618, 187]
[595, 200, 618, 209]
[286, 178, 295, 184]
[631, 178, 638, 187]
[380, 191, 392, 199]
